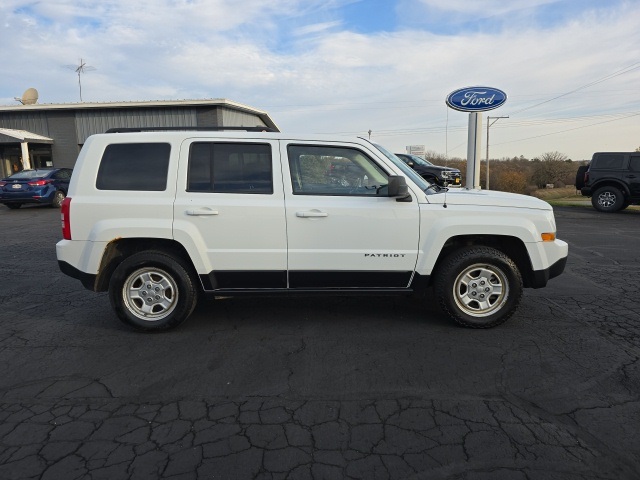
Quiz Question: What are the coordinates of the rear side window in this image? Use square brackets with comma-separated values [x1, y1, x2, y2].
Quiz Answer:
[629, 156, 640, 172]
[592, 154, 624, 170]
[96, 143, 170, 191]
[187, 143, 273, 194]
[52, 169, 72, 180]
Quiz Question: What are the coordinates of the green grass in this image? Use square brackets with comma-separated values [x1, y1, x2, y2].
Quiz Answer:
[530, 187, 640, 211]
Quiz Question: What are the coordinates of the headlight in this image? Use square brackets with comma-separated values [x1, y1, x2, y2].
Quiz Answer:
[440, 171, 451, 178]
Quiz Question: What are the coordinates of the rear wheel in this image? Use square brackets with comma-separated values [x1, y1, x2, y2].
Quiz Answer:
[52, 190, 65, 208]
[109, 251, 198, 331]
[592, 186, 624, 212]
[433, 246, 523, 328]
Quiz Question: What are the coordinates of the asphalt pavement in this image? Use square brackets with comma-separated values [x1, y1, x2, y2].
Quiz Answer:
[0, 204, 639, 479]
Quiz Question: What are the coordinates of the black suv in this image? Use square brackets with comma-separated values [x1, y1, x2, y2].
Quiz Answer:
[578, 152, 640, 212]
[395, 153, 461, 187]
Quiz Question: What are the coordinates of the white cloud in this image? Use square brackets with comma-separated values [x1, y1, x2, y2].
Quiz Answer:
[415, 0, 557, 16]
[293, 21, 343, 37]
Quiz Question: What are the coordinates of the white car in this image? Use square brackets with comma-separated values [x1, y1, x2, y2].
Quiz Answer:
[57, 128, 567, 331]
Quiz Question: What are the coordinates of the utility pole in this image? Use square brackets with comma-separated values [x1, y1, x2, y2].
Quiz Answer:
[485, 116, 508, 190]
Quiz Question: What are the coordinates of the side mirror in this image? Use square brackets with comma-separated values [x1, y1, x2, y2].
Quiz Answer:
[387, 175, 410, 199]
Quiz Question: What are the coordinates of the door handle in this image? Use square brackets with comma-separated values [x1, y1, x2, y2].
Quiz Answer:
[296, 211, 328, 218]
[186, 208, 219, 216]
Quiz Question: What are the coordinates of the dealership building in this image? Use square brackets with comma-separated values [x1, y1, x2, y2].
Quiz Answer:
[0, 99, 279, 178]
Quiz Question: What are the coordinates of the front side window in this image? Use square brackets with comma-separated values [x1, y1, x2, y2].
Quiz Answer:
[287, 145, 388, 196]
[96, 143, 170, 191]
[188, 143, 272, 194]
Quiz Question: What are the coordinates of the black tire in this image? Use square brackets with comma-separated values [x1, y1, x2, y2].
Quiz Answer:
[433, 246, 523, 328]
[6, 203, 22, 210]
[591, 186, 624, 212]
[108, 251, 198, 331]
[51, 190, 65, 208]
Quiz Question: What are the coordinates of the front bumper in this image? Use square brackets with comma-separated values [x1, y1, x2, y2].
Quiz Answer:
[530, 256, 567, 288]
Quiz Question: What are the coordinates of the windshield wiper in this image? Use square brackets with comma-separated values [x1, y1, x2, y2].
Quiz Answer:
[424, 183, 443, 194]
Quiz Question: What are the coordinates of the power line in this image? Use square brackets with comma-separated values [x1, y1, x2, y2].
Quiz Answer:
[317, 111, 639, 137]
[507, 61, 640, 116]
[492, 111, 640, 146]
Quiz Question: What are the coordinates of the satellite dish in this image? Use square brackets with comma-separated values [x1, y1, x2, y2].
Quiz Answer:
[16, 88, 39, 105]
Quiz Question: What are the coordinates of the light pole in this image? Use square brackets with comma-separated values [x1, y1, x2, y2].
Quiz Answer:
[485, 116, 508, 190]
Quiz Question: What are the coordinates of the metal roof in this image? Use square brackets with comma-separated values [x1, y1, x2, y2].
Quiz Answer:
[0, 99, 279, 131]
[0, 128, 54, 144]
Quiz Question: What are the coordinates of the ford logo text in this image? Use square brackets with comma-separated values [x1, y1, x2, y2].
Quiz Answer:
[446, 86, 507, 112]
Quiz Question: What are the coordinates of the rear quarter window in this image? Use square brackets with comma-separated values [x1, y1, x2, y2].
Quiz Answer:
[592, 154, 624, 170]
[96, 143, 171, 191]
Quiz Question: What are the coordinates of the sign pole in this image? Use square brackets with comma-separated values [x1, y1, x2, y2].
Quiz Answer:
[466, 112, 482, 189]
[445, 86, 507, 190]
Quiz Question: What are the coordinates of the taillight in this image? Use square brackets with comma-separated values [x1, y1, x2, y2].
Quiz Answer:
[28, 179, 53, 186]
[61, 197, 72, 240]
[584, 172, 589, 184]
[0, 181, 6, 187]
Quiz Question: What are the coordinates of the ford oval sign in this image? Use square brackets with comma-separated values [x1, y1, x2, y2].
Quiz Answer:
[446, 86, 507, 112]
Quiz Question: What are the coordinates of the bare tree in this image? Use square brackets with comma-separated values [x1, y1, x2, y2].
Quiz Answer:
[539, 151, 569, 162]
[531, 152, 574, 187]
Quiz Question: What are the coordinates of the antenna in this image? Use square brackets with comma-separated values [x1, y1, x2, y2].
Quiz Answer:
[64, 58, 96, 102]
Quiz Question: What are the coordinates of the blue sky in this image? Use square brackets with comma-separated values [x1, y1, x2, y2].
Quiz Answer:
[1, 0, 638, 159]
[306, 0, 629, 35]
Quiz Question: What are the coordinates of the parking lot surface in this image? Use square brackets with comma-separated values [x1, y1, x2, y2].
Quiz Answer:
[0, 205, 639, 479]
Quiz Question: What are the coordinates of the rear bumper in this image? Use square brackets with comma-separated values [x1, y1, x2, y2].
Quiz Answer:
[58, 260, 98, 291]
[580, 187, 592, 197]
[0, 188, 55, 204]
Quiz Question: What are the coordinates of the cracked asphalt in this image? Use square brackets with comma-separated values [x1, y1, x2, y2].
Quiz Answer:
[1, 205, 639, 479]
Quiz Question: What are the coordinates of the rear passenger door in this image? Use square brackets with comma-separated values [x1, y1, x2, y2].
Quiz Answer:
[173, 139, 287, 291]
[51, 169, 72, 192]
[628, 155, 640, 197]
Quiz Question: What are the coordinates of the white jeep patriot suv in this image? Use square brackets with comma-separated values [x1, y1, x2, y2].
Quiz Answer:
[56, 127, 568, 331]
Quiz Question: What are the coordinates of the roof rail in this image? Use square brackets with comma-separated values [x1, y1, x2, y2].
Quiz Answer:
[105, 126, 277, 133]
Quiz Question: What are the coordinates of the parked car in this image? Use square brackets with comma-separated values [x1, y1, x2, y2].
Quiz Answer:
[395, 153, 461, 187]
[578, 152, 640, 212]
[56, 128, 567, 331]
[0, 168, 72, 209]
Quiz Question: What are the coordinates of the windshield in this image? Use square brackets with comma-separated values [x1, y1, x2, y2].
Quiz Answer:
[404, 154, 434, 167]
[372, 143, 432, 192]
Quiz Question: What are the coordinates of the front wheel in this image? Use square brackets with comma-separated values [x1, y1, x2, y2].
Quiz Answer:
[109, 251, 198, 331]
[592, 186, 624, 212]
[433, 246, 523, 328]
